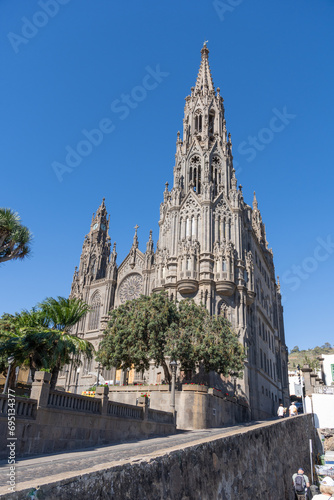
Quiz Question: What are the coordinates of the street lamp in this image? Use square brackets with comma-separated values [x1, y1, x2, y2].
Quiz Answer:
[2, 356, 15, 395]
[169, 360, 178, 417]
[74, 367, 81, 394]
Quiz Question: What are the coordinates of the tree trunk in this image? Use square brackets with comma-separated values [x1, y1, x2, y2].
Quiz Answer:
[7, 364, 17, 391]
[161, 360, 171, 384]
[29, 359, 36, 383]
[50, 366, 60, 390]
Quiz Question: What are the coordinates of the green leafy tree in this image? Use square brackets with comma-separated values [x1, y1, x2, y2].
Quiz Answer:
[97, 293, 178, 382]
[199, 315, 245, 376]
[290, 346, 300, 353]
[97, 292, 245, 383]
[0, 208, 32, 264]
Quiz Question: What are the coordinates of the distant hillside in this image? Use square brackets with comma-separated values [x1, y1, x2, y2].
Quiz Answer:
[288, 343, 334, 370]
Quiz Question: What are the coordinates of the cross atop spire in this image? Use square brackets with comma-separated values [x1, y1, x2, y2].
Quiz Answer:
[194, 43, 215, 94]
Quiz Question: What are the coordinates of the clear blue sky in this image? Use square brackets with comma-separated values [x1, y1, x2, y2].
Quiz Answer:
[1, 0, 334, 351]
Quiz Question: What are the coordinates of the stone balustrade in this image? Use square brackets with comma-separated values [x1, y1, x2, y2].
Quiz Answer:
[0, 394, 37, 419]
[48, 390, 101, 413]
[107, 401, 143, 420]
[15, 397, 37, 418]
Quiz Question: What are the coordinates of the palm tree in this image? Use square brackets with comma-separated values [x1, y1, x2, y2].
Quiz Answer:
[38, 297, 94, 389]
[1, 297, 94, 391]
[0, 208, 32, 264]
[0, 309, 51, 388]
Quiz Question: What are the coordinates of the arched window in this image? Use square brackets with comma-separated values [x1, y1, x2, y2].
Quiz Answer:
[212, 168, 218, 196]
[219, 302, 228, 319]
[83, 357, 92, 375]
[195, 113, 202, 132]
[222, 259, 227, 272]
[89, 292, 101, 330]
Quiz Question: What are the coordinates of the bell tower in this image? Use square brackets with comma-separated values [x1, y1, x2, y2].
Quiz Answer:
[155, 42, 250, 312]
[70, 198, 111, 298]
[174, 42, 233, 201]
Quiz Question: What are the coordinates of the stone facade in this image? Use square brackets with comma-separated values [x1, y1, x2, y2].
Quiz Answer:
[66, 44, 289, 419]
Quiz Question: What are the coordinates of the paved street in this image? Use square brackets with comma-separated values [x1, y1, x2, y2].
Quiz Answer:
[0, 421, 267, 495]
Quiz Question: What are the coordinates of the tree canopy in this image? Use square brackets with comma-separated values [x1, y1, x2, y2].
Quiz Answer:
[0, 208, 32, 264]
[97, 292, 245, 383]
[0, 297, 94, 390]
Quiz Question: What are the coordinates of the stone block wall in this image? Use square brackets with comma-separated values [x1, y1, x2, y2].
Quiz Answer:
[0, 372, 175, 459]
[2, 415, 321, 500]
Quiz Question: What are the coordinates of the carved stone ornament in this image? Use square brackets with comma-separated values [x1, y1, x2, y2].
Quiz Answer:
[118, 273, 143, 304]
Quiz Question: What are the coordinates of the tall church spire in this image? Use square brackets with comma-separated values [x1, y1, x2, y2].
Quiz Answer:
[194, 42, 215, 95]
[72, 199, 111, 292]
[171, 43, 233, 201]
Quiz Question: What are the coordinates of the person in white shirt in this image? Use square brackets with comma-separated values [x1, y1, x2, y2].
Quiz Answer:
[289, 402, 298, 416]
[312, 476, 334, 499]
[277, 404, 285, 418]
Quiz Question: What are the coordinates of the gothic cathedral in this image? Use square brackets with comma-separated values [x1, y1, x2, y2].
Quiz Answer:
[67, 44, 289, 419]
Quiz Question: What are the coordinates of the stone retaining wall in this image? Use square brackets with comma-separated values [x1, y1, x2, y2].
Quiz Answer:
[109, 384, 250, 429]
[1, 415, 321, 500]
[0, 373, 175, 459]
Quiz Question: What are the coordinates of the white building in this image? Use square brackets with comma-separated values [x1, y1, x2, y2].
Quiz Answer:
[288, 370, 304, 396]
[322, 354, 334, 386]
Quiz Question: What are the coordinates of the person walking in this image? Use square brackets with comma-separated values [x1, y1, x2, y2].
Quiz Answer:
[292, 467, 310, 499]
[289, 402, 298, 416]
[312, 476, 334, 499]
[277, 403, 285, 418]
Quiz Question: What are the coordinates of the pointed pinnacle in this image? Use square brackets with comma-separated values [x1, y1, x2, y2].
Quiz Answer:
[253, 191, 258, 209]
[195, 43, 215, 94]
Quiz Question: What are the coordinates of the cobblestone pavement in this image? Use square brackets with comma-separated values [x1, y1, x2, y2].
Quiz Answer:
[0, 421, 265, 495]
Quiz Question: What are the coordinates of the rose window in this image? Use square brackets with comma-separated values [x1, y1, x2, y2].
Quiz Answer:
[119, 274, 143, 303]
